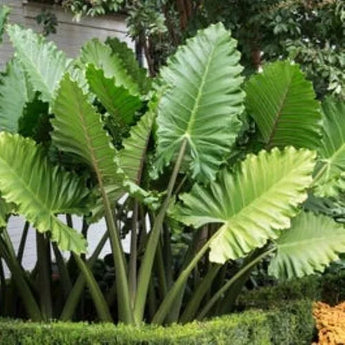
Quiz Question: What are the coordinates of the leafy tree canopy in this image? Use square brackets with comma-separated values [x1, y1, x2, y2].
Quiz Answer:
[37, 0, 345, 98]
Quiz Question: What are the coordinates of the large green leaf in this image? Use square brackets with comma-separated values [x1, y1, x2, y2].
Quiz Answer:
[80, 39, 139, 95]
[0, 133, 89, 253]
[314, 98, 345, 197]
[86, 65, 142, 126]
[246, 61, 321, 149]
[269, 212, 345, 279]
[51, 75, 159, 221]
[156, 23, 245, 182]
[51, 74, 120, 185]
[119, 104, 156, 184]
[172, 147, 316, 263]
[7, 25, 71, 103]
[51, 74, 125, 222]
[0, 59, 31, 132]
[106, 37, 151, 94]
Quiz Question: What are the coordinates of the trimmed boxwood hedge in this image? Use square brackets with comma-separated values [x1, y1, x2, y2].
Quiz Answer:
[238, 271, 345, 311]
[2, 272, 345, 344]
[0, 299, 314, 345]
[5, 272, 345, 345]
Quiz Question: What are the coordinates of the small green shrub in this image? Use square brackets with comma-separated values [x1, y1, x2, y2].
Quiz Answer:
[0, 300, 313, 345]
[265, 299, 314, 345]
[238, 276, 322, 310]
[238, 271, 345, 311]
[320, 271, 345, 305]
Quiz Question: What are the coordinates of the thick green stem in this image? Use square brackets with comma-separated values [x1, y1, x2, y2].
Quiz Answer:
[219, 271, 251, 314]
[98, 176, 134, 324]
[60, 231, 109, 321]
[81, 218, 89, 238]
[310, 161, 328, 187]
[0, 257, 6, 308]
[66, 214, 73, 228]
[134, 139, 187, 323]
[52, 242, 72, 297]
[163, 223, 173, 288]
[81, 219, 89, 261]
[180, 264, 221, 323]
[129, 201, 138, 305]
[0, 237, 42, 321]
[147, 275, 157, 320]
[17, 221, 29, 263]
[174, 175, 187, 195]
[165, 286, 185, 324]
[155, 240, 168, 300]
[36, 233, 53, 320]
[219, 249, 266, 314]
[2, 229, 16, 259]
[73, 253, 112, 322]
[152, 235, 212, 324]
[164, 228, 206, 323]
[196, 249, 275, 320]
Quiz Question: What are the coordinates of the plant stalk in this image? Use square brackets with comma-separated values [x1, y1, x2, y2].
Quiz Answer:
[134, 139, 187, 323]
[36, 233, 53, 320]
[60, 230, 109, 321]
[0, 237, 42, 321]
[73, 253, 113, 322]
[152, 234, 212, 324]
[0, 257, 7, 310]
[129, 201, 138, 305]
[52, 242, 72, 297]
[17, 221, 29, 263]
[196, 248, 275, 320]
[98, 176, 134, 324]
[180, 264, 221, 323]
[155, 239, 168, 300]
[163, 223, 173, 288]
[310, 161, 328, 187]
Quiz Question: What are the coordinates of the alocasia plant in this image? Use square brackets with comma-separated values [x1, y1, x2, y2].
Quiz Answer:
[0, 22, 345, 325]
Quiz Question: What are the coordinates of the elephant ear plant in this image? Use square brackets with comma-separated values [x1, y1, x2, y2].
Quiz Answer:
[1, 22, 345, 325]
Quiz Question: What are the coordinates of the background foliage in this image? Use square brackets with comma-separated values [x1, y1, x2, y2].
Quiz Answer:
[32, 0, 345, 98]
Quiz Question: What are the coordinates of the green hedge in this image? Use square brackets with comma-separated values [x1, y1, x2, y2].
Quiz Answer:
[4, 271, 345, 344]
[0, 299, 313, 345]
[7, 272, 345, 345]
[238, 271, 345, 311]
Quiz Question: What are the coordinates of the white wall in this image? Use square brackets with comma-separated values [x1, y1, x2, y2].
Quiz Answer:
[0, 0, 133, 68]
[5, 215, 132, 276]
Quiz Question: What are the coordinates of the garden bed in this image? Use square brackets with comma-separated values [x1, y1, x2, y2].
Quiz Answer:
[3, 273, 345, 344]
[0, 299, 313, 345]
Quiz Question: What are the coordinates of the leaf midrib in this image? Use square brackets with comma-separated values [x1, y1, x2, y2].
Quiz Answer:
[16, 39, 64, 101]
[266, 75, 293, 148]
[224, 160, 310, 225]
[0, 154, 57, 220]
[74, 88, 108, 184]
[134, 116, 153, 184]
[185, 43, 218, 138]
[325, 142, 345, 170]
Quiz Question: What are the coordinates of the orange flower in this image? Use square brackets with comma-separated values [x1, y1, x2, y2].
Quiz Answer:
[313, 301, 345, 344]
